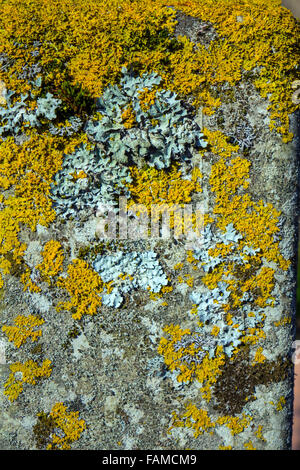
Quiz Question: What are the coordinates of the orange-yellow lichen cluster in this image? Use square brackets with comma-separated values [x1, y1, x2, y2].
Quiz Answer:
[4, 359, 52, 401]
[0, 131, 88, 288]
[36, 240, 64, 284]
[169, 402, 252, 438]
[2, 314, 44, 348]
[0, 0, 297, 450]
[56, 258, 108, 320]
[158, 324, 226, 401]
[0, 0, 298, 141]
[43, 402, 86, 450]
[158, 0, 300, 142]
[126, 164, 202, 235]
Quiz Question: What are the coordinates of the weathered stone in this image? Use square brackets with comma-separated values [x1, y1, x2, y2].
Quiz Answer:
[0, 0, 299, 451]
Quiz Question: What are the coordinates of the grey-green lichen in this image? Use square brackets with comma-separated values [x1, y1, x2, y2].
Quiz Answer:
[85, 67, 207, 169]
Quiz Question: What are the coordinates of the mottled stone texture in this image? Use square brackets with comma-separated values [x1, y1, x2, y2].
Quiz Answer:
[0, 1, 299, 451]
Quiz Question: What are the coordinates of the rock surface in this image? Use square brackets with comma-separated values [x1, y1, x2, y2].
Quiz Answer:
[0, 0, 299, 450]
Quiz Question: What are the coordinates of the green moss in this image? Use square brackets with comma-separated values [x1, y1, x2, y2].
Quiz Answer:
[30, 344, 43, 355]
[212, 345, 292, 415]
[3, 252, 27, 278]
[32, 411, 56, 450]
[67, 325, 80, 339]
[58, 79, 96, 118]
[77, 240, 125, 262]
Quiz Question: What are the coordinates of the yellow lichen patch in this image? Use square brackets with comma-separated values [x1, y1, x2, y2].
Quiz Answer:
[148, 283, 173, 301]
[36, 240, 64, 284]
[138, 87, 158, 111]
[2, 314, 44, 348]
[71, 170, 88, 180]
[20, 268, 41, 293]
[204, 129, 290, 271]
[4, 359, 52, 402]
[0, 133, 63, 211]
[177, 274, 194, 287]
[216, 414, 253, 436]
[209, 156, 251, 196]
[0, 80, 6, 105]
[244, 440, 256, 450]
[255, 425, 266, 442]
[276, 396, 286, 411]
[169, 404, 215, 438]
[184, 274, 194, 287]
[0, 205, 27, 287]
[203, 128, 240, 159]
[45, 402, 86, 450]
[186, 250, 199, 267]
[157, 323, 192, 374]
[126, 164, 202, 237]
[148, 290, 163, 301]
[0, 121, 89, 288]
[161, 285, 173, 294]
[240, 267, 275, 309]
[196, 347, 226, 402]
[0, 0, 177, 97]
[201, 264, 225, 290]
[242, 327, 266, 346]
[158, 325, 225, 401]
[274, 316, 292, 327]
[121, 104, 137, 129]
[219, 445, 232, 450]
[169, 403, 252, 439]
[208, 242, 234, 259]
[56, 259, 105, 320]
[0, 0, 299, 141]
[252, 347, 266, 365]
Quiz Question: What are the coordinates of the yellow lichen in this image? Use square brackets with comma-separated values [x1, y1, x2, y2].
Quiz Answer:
[274, 316, 292, 327]
[56, 258, 105, 320]
[244, 440, 256, 450]
[158, 325, 225, 401]
[4, 359, 52, 402]
[252, 347, 266, 365]
[2, 314, 44, 348]
[36, 240, 64, 284]
[169, 404, 215, 438]
[20, 268, 41, 293]
[45, 402, 86, 450]
[276, 396, 286, 411]
[169, 403, 252, 439]
[126, 164, 202, 236]
[121, 104, 137, 129]
[255, 425, 266, 442]
[216, 414, 253, 436]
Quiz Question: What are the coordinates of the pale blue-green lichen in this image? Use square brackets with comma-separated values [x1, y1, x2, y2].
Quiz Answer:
[50, 143, 132, 219]
[85, 67, 207, 169]
[0, 86, 61, 137]
[93, 250, 168, 308]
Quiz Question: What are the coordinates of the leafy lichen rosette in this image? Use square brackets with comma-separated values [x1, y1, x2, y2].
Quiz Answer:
[85, 67, 207, 169]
